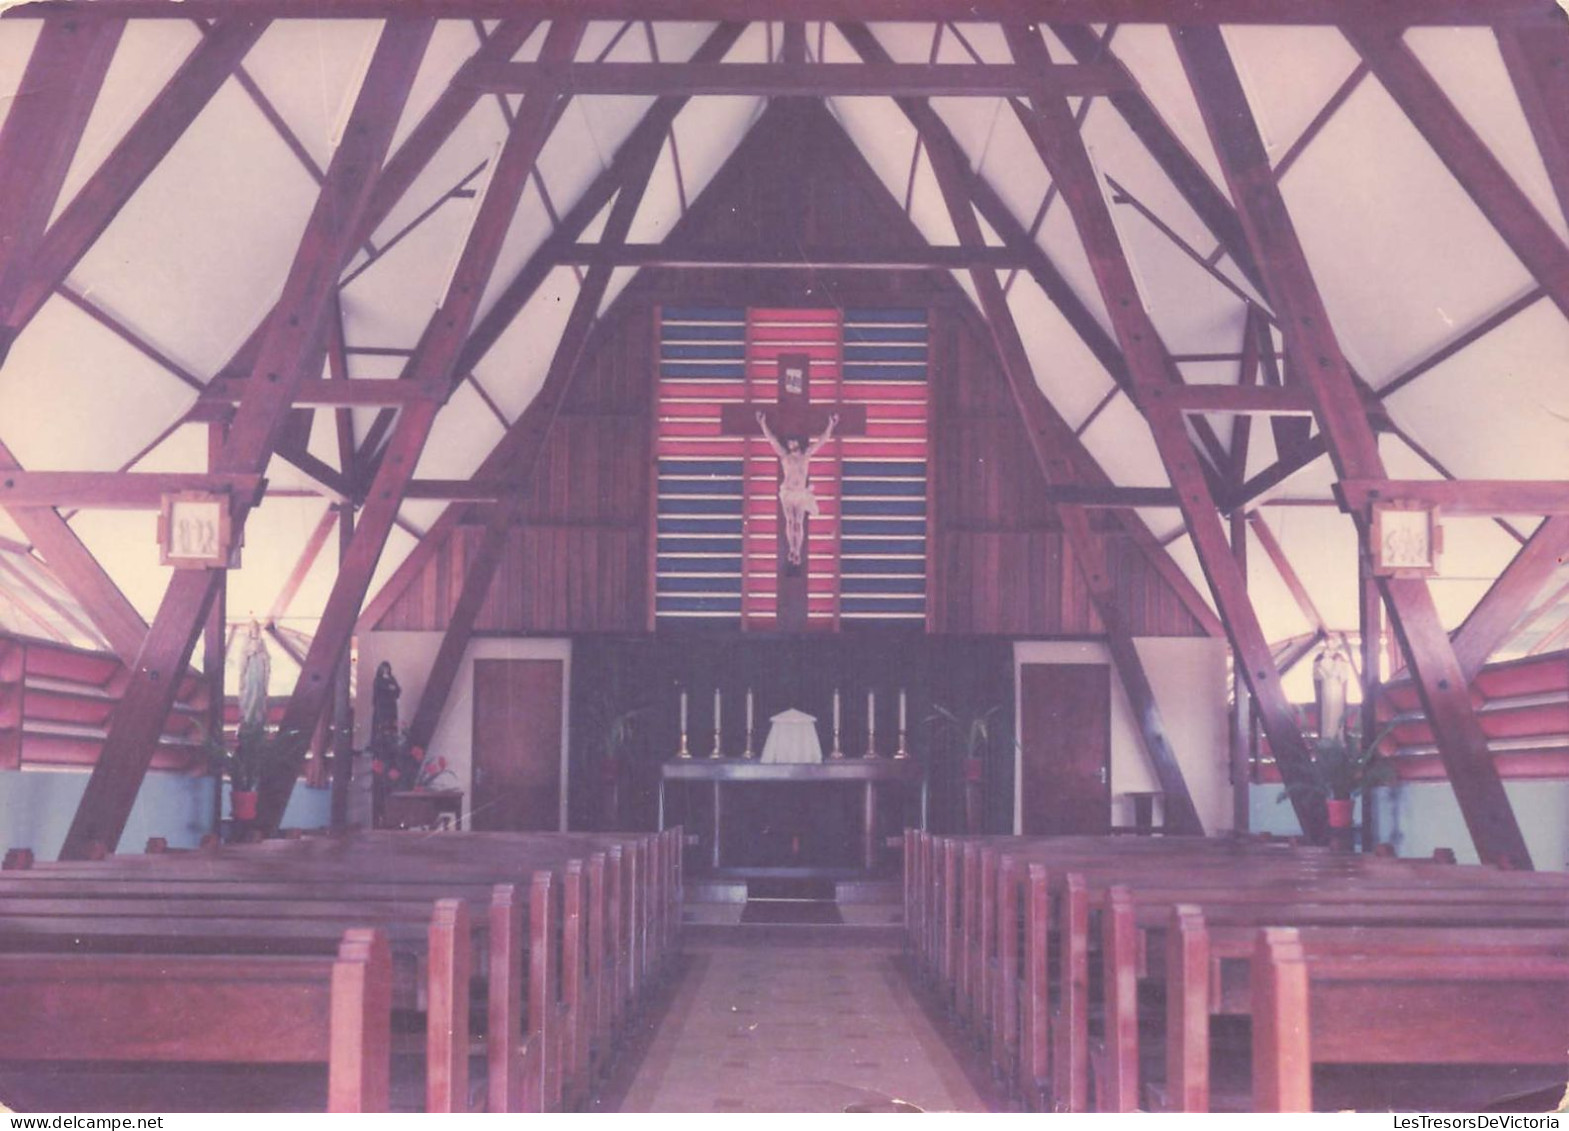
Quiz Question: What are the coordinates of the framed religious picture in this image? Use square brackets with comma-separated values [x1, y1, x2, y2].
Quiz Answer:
[1370, 500, 1440, 578]
[158, 491, 237, 569]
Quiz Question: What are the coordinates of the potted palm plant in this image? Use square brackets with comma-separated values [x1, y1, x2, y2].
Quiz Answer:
[1278, 724, 1397, 829]
[208, 723, 301, 823]
[929, 703, 1007, 834]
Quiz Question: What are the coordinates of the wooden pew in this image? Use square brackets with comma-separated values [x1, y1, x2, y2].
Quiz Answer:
[1252, 927, 1569, 1112]
[1130, 902, 1569, 1112]
[0, 828, 655, 1110]
[909, 833, 1569, 1113]
[0, 928, 392, 1112]
[1070, 874, 1569, 1112]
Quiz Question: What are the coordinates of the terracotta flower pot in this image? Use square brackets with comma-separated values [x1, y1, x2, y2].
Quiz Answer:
[231, 789, 259, 822]
[1325, 797, 1355, 829]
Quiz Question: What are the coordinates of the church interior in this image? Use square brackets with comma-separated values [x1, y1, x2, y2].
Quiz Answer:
[0, 0, 1565, 1115]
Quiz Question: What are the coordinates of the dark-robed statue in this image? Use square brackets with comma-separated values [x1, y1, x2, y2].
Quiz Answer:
[371, 661, 401, 755]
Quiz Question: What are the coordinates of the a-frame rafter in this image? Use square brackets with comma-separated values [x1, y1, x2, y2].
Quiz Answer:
[404, 87, 676, 755]
[254, 19, 589, 834]
[1173, 23, 1532, 869]
[841, 25, 1206, 836]
[59, 19, 436, 860]
[1343, 23, 1569, 325]
[837, 22, 1224, 641]
[1001, 21, 1329, 841]
[4, 19, 266, 350]
[355, 21, 748, 626]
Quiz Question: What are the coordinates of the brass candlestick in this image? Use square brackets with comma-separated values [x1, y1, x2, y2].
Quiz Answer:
[830, 726, 844, 759]
[865, 723, 880, 759]
[743, 726, 756, 760]
[895, 729, 909, 759]
[710, 726, 723, 759]
[677, 730, 691, 759]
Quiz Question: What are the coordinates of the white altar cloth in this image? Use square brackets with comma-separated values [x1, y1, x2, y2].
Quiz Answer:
[759, 708, 823, 764]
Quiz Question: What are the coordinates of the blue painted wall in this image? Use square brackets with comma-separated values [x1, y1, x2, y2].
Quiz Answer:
[1250, 780, 1569, 871]
[0, 769, 331, 860]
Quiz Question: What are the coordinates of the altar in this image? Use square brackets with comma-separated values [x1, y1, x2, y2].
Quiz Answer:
[659, 758, 925, 876]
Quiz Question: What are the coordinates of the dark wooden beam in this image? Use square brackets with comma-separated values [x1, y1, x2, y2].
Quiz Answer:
[467, 59, 1129, 97]
[0, 472, 264, 510]
[838, 20, 1224, 640]
[201, 376, 444, 407]
[256, 19, 588, 835]
[1230, 306, 1262, 491]
[351, 22, 749, 580]
[1345, 23, 1569, 324]
[558, 242, 1030, 270]
[6, 21, 266, 345]
[1175, 23, 1532, 869]
[0, 445, 147, 665]
[0, 15, 124, 365]
[1050, 22, 1265, 293]
[402, 479, 511, 501]
[1040, 484, 1179, 507]
[1336, 479, 1569, 517]
[352, 20, 748, 482]
[405, 88, 668, 756]
[1245, 511, 1326, 635]
[1228, 509, 1252, 831]
[1377, 287, 1545, 403]
[1003, 21, 1326, 839]
[1497, 25, 1569, 248]
[1448, 516, 1569, 682]
[1145, 384, 1315, 415]
[59, 20, 436, 861]
[0, 20, 148, 664]
[905, 36, 1207, 836]
[4, 0, 1552, 23]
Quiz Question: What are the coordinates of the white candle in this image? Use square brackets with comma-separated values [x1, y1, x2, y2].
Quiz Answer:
[747, 687, 754, 730]
[680, 690, 687, 731]
[833, 689, 841, 730]
[900, 688, 907, 730]
[867, 689, 875, 735]
[714, 688, 721, 731]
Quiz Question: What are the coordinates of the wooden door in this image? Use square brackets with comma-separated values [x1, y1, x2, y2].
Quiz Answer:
[472, 659, 564, 831]
[1018, 663, 1110, 835]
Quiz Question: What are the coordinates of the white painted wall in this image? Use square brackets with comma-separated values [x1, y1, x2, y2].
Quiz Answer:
[1013, 638, 1231, 835]
[356, 633, 573, 830]
[1251, 780, 1569, 872]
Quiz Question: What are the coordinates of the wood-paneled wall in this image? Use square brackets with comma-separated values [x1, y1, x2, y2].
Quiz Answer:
[373, 308, 653, 633]
[371, 99, 1209, 640]
[927, 307, 1207, 637]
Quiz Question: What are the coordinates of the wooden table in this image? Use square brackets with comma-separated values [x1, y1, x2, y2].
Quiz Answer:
[660, 758, 924, 875]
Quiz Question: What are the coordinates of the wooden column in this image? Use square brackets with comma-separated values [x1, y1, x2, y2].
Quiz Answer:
[999, 22, 1319, 838]
[58, 20, 435, 859]
[1229, 509, 1251, 832]
[1173, 24, 1531, 869]
[256, 19, 588, 833]
[402, 29, 695, 753]
[1359, 541, 1383, 853]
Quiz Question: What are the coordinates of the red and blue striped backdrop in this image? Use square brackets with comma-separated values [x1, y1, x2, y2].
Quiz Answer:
[655, 306, 928, 629]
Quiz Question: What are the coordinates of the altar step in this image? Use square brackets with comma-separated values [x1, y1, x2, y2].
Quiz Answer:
[682, 876, 904, 946]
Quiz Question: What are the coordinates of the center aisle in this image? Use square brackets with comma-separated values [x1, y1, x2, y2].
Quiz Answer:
[604, 942, 993, 1113]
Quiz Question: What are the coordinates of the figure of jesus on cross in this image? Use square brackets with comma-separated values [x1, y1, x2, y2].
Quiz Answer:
[756, 408, 838, 567]
[718, 352, 865, 630]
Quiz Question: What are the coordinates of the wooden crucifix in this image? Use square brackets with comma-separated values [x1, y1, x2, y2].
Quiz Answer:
[719, 353, 865, 631]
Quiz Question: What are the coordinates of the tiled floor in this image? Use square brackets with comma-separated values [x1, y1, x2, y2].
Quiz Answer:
[609, 942, 992, 1113]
